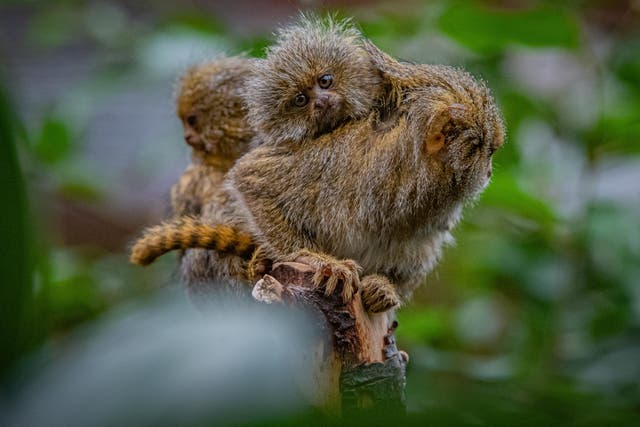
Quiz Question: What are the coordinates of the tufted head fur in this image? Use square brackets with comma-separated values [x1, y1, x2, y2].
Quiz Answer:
[244, 15, 384, 145]
[404, 65, 505, 202]
[175, 56, 256, 163]
[363, 40, 505, 200]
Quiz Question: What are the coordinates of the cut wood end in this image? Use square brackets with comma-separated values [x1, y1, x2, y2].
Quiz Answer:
[252, 274, 284, 303]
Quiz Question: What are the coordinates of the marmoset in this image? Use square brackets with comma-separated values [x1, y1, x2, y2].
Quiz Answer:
[131, 56, 505, 305]
[171, 56, 255, 216]
[244, 15, 384, 146]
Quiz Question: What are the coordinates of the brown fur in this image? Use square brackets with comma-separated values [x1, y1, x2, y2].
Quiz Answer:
[176, 185, 257, 301]
[172, 56, 256, 216]
[244, 15, 384, 146]
[134, 17, 392, 306]
[130, 216, 255, 266]
[360, 275, 401, 313]
[130, 56, 258, 303]
[131, 59, 505, 305]
[225, 58, 505, 302]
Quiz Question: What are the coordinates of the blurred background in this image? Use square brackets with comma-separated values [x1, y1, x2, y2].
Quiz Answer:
[1, 0, 639, 425]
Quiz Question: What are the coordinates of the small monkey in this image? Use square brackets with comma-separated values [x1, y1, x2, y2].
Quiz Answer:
[131, 55, 505, 306]
[244, 15, 384, 145]
[171, 56, 255, 217]
[131, 56, 256, 304]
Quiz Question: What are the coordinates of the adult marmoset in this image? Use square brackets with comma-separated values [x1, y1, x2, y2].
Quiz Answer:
[131, 59, 505, 306]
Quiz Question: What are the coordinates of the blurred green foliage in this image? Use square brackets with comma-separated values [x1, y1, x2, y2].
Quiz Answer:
[33, 116, 73, 165]
[1, 0, 639, 424]
[0, 83, 33, 378]
[438, 4, 581, 53]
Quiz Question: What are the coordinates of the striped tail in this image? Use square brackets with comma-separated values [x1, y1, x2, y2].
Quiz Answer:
[129, 216, 255, 266]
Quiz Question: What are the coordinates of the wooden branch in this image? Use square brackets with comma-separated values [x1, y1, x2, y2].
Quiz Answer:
[252, 262, 407, 413]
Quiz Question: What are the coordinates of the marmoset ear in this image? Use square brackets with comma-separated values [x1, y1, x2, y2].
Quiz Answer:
[363, 39, 415, 85]
[424, 103, 468, 155]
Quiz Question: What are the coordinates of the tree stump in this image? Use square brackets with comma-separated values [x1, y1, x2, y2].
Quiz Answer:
[252, 262, 407, 414]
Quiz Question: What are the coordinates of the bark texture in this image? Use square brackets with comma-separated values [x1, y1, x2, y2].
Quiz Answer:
[252, 262, 407, 413]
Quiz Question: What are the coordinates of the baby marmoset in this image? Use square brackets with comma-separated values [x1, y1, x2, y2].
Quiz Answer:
[172, 56, 255, 217]
[130, 56, 256, 304]
[131, 53, 505, 306]
[244, 15, 384, 146]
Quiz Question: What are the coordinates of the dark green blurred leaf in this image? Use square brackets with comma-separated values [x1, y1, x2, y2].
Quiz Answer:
[481, 173, 556, 228]
[238, 36, 271, 58]
[0, 83, 33, 378]
[58, 180, 102, 201]
[161, 12, 225, 36]
[613, 37, 640, 91]
[438, 4, 580, 53]
[48, 272, 106, 331]
[244, 379, 639, 427]
[499, 89, 554, 131]
[616, 56, 640, 90]
[397, 307, 451, 345]
[29, 5, 81, 48]
[33, 117, 72, 165]
[588, 292, 630, 340]
[359, 12, 422, 39]
[583, 108, 640, 157]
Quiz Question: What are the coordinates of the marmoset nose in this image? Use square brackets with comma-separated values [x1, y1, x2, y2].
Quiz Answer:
[184, 128, 197, 146]
[184, 133, 202, 150]
[314, 94, 330, 110]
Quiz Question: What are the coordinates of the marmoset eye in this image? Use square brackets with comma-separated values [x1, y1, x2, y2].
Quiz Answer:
[318, 74, 333, 89]
[294, 93, 309, 107]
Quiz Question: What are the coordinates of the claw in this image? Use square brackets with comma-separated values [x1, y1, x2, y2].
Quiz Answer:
[361, 274, 400, 313]
[325, 274, 339, 296]
[341, 278, 355, 302]
[311, 269, 325, 288]
[290, 250, 361, 303]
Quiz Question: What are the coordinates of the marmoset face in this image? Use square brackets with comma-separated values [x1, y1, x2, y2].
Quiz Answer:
[245, 17, 383, 145]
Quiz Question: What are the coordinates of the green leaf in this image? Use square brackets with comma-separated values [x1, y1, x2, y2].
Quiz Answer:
[58, 180, 101, 202]
[359, 12, 422, 39]
[0, 82, 34, 377]
[588, 292, 630, 340]
[396, 308, 450, 344]
[613, 37, 640, 91]
[237, 36, 271, 58]
[161, 12, 225, 36]
[29, 5, 81, 48]
[481, 173, 556, 227]
[438, 3, 580, 53]
[33, 117, 72, 165]
[583, 106, 640, 157]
